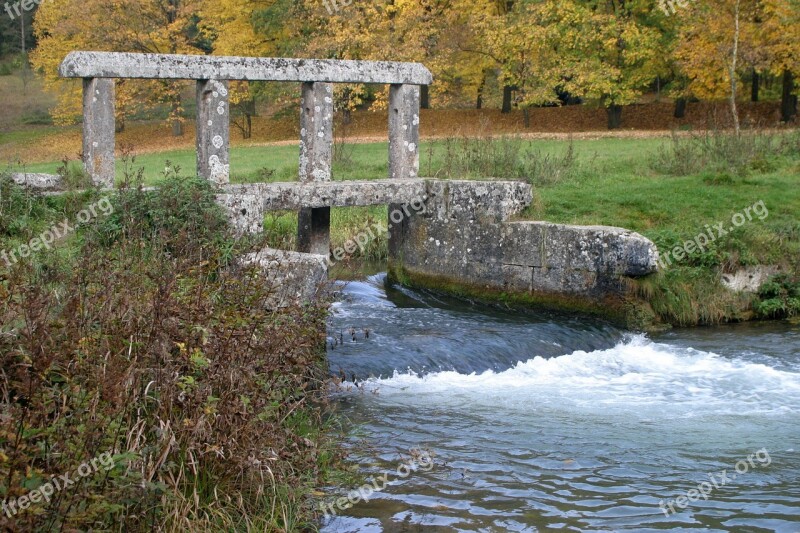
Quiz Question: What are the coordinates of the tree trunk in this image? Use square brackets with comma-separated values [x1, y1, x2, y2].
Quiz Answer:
[171, 119, 183, 137]
[523, 108, 531, 128]
[171, 100, 183, 137]
[502, 85, 514, 113]
[20, 11, 25, 55]
[420, 85, 430, 109]
[674, 98, 687, 119]
[476, 73, 486, 110]
[781, 70, 798, 123]
[728, 0, 741, 135]
[751, 69, 759, 102]
[607, 104, 623, 129]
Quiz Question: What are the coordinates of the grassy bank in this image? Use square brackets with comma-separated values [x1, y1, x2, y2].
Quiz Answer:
[0, 175, 350, 531]
[7, 131, 800, 328]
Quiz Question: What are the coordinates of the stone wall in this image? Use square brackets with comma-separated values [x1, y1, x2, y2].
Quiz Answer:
[239, 248, 329, 309]
[388, 180, 659, 321]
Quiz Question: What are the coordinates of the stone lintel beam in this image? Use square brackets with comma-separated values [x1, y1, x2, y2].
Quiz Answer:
[60, 52, 434, 85]
[196, 79, 230, 184]
[217, 179, 531, 236]
[221, 179, 429, 211]
[82, 78, 116, 188]
[10, 173, 64, 191]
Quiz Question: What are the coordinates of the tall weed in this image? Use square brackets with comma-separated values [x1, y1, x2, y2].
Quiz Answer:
[0, 174, 341, 531]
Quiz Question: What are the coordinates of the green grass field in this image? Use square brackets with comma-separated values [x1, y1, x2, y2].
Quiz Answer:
[16, 136, 663, 183]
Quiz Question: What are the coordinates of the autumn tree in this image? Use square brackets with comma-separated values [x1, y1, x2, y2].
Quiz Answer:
[31, 0, 209, 135]
[674, 0, 761, 129]
[759, 0, 800, 122]
[557, 0, 667, 129]
[300, 0, 493, 110]
[197, 0, 306, 137]
[480, 0, 564, 120]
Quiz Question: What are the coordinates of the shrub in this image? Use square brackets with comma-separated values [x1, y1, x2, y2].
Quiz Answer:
[0, 177, 341, 531]
[93, 167, 229, 256]
[650, 129, 792, 178]
[435, 134, 581, 186]
[0, 172, 55, 241]
[754, 274, 800, 319]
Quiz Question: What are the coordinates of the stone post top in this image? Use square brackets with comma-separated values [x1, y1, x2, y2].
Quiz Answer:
[59, 51, 433, 85]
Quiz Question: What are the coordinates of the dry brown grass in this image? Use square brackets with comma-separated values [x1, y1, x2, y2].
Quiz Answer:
[1, 99, 786, 165]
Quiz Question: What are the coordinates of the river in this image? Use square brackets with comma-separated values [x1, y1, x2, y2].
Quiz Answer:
[322, 273, 800, 532]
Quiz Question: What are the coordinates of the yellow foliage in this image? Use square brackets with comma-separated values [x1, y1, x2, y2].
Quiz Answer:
[674, 0, 761, 99]
[31, 0, 207, 126]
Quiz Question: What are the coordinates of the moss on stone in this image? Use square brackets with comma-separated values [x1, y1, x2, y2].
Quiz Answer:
[388, 261, 661, 330]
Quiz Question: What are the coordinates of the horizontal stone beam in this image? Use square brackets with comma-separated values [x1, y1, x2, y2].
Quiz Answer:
[59, 52, 433, 85]
[10, 173, 64, 191]
[220, 179, 431, 211]
[218, 178, 532, 235]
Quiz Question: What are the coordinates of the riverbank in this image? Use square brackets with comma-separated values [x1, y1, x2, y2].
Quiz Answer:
[5, 129, 800, 328]
[0, 176, 349, 530]
[286, 130, 799, 329]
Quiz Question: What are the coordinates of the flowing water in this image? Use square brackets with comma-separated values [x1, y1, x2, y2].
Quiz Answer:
[322, 274, 800, 533]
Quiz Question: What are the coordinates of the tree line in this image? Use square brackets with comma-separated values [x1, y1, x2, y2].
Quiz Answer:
[22, 0, 800, 131]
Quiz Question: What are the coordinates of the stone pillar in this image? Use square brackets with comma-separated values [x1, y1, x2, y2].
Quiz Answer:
[82, 78, 116, 188]
[297, 82, 333, 256]
[388, 84, 421, 180]
[196, 79, 230, 185]
[388, 84, 421, 260]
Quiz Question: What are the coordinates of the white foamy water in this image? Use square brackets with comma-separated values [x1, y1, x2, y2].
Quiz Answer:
[325, 278, 800, 532]
[341, 335, 800, 419]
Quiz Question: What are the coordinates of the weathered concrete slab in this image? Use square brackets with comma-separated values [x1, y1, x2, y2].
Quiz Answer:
[59, 52, 433, 85]
[240, 248, 328, 308]
[389, 181, 658, 311]
[10, 173, 64, 191]
[503, 222, 659, 279]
